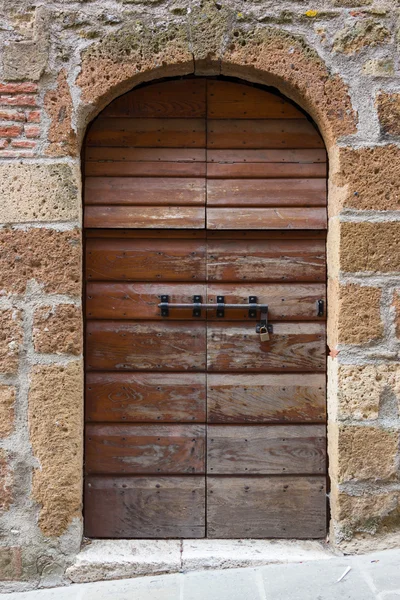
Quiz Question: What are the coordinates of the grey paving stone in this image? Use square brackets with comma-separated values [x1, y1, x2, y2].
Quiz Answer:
[80, 573, 181, 600]
[261, 560, 376, 600]
[351, 550, 400, 597]
[182, 567, 263, 600]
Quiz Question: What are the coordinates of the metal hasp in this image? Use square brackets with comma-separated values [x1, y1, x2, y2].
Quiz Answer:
[216, 296, 225, 318]
[160, 295, 169, 317]
[193, 295, 202, 318]
[255, 305, 273, 335]
[317, 299, 324, 317]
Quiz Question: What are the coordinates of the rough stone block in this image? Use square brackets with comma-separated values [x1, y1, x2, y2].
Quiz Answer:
[0, 309, 23, 375]
[0, 163, 80, 223]
[333, 18, 390, 54]
[0, 385, 16, 437]
[0, 449, 13, 512]
[376, 92, 400, 137]
[33, 304, 82, 355]
[338, 284, 383, 344]
[340, 222, 400, 273]
[332, 145, 400, 211]
[338, 364, 400, 421]
[363, 58, 394, 77]
[337, 425, 399, 483]
[29, 361, 83, 536]
[0, 547, 22, 581]
[334, 491, 400, 538]
[44, 70, 77, 157]
[0, 228, 81, 295]
[333, 0, 371, 5]
[393, 291, 400, 338]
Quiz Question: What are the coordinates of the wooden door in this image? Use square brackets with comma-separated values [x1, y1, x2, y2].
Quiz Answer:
[83, 78, 327, 539]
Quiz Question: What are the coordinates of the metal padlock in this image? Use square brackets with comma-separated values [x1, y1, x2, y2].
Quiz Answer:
[259, 325, 270, 342]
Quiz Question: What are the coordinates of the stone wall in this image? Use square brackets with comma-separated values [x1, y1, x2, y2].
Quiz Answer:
[0, 0, 399, 591]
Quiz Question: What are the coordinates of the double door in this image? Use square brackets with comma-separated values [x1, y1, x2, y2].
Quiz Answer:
[84, 229, 327, 538]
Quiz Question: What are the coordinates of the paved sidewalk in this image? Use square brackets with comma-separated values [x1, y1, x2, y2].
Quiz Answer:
[1, 548, 400, 599]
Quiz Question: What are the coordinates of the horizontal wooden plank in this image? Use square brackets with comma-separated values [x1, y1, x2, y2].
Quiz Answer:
[86, 282, 326, 321]
[207, 208, 327, 230]
[207, 149, 326, 163]
[85, 229, 206, 239]
[207, 283, 326, 320]
[85, 238, 206, 282]
[85, 178, 205, 206]
[207, 179, 327, 207]
[207, 230, 326, 240]
[207, 81, 304, 119]
[86, 321, 206, 371]
[207, 322, 326, 372]
[101, 79, 206, 118]
[207, 239, 326, 282]
[86, 372, 206, 423]
[85, 424, 205, 474]
[86, 283, 207, 320]
[207, 119, 324, 149]
[86, 118, 206, 148]
[207, 373, 326, 423]
[207, 162, 327, 179]
[85, 161, 206, 177]
[207, 424, 326, 474]
[85, 476, 206, 538]
[207, 476, 327, 538]
[84, 206, 205, 228]
[85, 147, 206, 162]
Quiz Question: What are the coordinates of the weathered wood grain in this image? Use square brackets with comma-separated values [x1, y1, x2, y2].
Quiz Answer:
[207, 207, 327, 230]
[207, 476, 327, 538]
[86, 372, 206, 423]
[207, 373, 326, 423]
[101, 79, 207, 118]
[85, 424, 206, 474]
[84, 206, 205, 229]
[86, 282, 207, 320]
[207, 424, 326, 474]
[207, 163, 327, 179]
[85, 238, 206, 281]
[86, 118, 206, 148]
[85, 476, 206, 538]
[207, 119, 324, 149]
[207, 322, 326, 372]
[207, 149, 326, 163]
[207, 239, 326, 282]
[206, 283, 326, 320]
[85, 162, 206, 177]
[86, 147, 206, 163]
[86, 321, 206, 371]
[207, 81, 304, 119]
[85, 177, 205, 206]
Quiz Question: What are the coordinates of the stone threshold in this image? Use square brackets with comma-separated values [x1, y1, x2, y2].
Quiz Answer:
[66, 539, 338, 584]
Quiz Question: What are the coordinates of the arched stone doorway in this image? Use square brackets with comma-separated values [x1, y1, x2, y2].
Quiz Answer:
[82, 76, 328, 539]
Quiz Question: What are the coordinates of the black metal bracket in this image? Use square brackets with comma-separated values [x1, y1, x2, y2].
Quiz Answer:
[160, 295, 169, 317]
[317, 299, 324, 317]
[248, 296, 257, 319]
[193, 295, 202, 317]
[216, 296, 225, 318]
[255, 305, 273, 334]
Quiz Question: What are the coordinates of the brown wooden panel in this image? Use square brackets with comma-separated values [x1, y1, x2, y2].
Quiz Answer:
[85, 238, 206, 282]
[207, 476, 327, 538]
[207, 230, 326, 240]
[87, 118, 205, 148]
[85, 162, 206, 177]
[207, 373, 326, 423]
[85, 424, 205, 474]
[86, 282, 207, 320]
[207, 424, 326, 474]
[207, 322, 326, 372]
[207, 179, 326, 207]
[207, 119, 324, 149]
[86, 147, 206, 162]
[101, 79, 207, 118]
[86, 321, 206, 371]
[85, 476, 206, 538]
[206, 283, 326, 321]
[207, 81, 304, 119]
[207, 163, 327, 179]
[207, 149, 326, 163]
[207, 208, 327, 230]
[85, 206, 205, 229]
[207, 239, 326, 282]
[85, 178, 205, 206]
[86, 372, 206, 423]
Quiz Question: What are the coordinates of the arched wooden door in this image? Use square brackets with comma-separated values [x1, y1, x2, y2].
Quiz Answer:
[83, 78, 328, 539]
